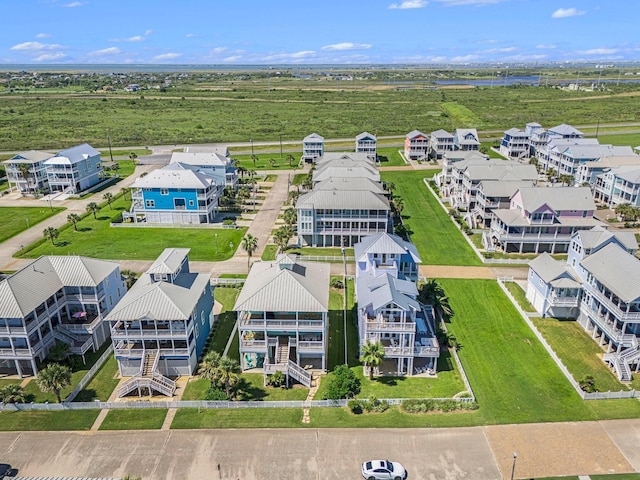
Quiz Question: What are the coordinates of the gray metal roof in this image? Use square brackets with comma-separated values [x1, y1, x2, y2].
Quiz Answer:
[296, 189, 390, 210]
[517, 186, 595, 212]
[444, 151, 491, 164]
[314, 177, 386, 194]
[613, 165, 640, 184]
[580, 243, 640, 303]
[46, 143, 100, 165]
[573, 226, 638, 252]
[477, 180, 535, 198]
[504, 127, 528, 136]
[356, 131, 377, 141]
[183, 145, 229, 156]
[454, 128, 480, 144]
[464, 164, 538, 182]
[562, 144, 633, 159]
[234, 255, 329, 313]
[316, 152, 375, 166]
[0, 256, 120, 318]
[312, 166, 380, 183]
[3, 150, 53, 165]
[147, 248, 190, 275]
[357, 271, 420, 313]
[170, 151, 229, 167]
[132, 163, 215, 189]
[104, 272, 210, 321]
[304, 133, 324, 142]
[406, 130, 426, 139]
[430, 129, 454, 139]
[529, 253, 580, 286]
[548, 124, 584, 137]
[354, 233, 421, 264]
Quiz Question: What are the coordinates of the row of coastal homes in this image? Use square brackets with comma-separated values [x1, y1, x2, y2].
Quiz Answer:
[302, 132, 378, 163]
[296, 152, 391, 247]
[405, 128, 480, 161]
[3, 143, 104, 195]
[123, 147, 238, 224]
[527, 226, 640, 381]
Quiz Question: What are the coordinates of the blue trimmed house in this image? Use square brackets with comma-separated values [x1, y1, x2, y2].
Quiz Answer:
[171, 151, 238, 191]
[44, 143, 104, 194]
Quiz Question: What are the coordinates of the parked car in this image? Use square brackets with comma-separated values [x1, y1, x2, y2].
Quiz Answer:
[0, 464, 11, 479]
[361, 459, 408, 480]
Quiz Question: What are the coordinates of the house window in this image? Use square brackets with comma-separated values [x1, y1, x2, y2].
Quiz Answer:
[189, 200, 194, 206]
[201, 311, 205, 325]
[145, 200, 155, 208]
[161, 189, 169, 195]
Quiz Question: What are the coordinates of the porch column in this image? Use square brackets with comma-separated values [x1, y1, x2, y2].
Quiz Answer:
[15, 359, 23, 378]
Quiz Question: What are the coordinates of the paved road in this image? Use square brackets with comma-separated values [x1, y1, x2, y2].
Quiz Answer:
[2, 420, 640, 479]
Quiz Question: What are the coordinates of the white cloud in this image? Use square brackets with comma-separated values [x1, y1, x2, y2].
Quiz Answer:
[89, 47, 121, 56]
[35, 33, 51, 39]
[450, 54, 481, 62]
[482, 46, 517, 53]
[153, 52, 182, 60]
[212, 47, 228, 53]
[536, 44, 556, 49]
[185, 33, 196, 38]
[551, 7, 585, 18]
[125, 35, 145, 42]
[434, 0, 507, 5]
[321, 42, 372, 51]
[63, 1, 84, 7]
[34, 52, 67, 62]
[144, 29, 153, 36]
[10, 41, 64, 51]
[223, 55, 242, 62]
[388, 0, 427, 9]
[580, 48, 619, 55]
[476, 39, 499, 45]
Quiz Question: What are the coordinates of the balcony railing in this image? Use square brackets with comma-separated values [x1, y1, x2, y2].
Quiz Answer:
[297, 341, 324, 351]
[590, 288, 640, 321]
[549, 295, 580, 307]
[0, 325, 28, 335]
[365, 319, 416, 333]
[114, 347, 191, 358]
[239, 316, 325, 331]
[240, 339, 267, 351]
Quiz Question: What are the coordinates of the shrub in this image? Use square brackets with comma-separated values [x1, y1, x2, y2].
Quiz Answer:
[205, 385, 229, 401]
[222, 219, 235, 226]
[361, 396, 389, 413]
[322, 365, 361, 400]
[330, 278, 344, 289]
[266, 370, 286, 388]
[579, 375, 598, 393]
[400, 398, 478, 414]
[348, 399, 363, 414]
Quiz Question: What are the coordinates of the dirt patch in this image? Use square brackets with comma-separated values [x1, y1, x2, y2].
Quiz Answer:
[485, 421, 634, 479]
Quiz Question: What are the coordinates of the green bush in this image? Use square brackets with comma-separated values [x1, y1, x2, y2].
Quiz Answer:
[400, 398, 478, 413]
[347, 399, 363, 414]
[266, 370, 286, 388]
[323, 365, 361, 400]
[361, 396, 389, 413]
[205, 384, 229, 401]
[330, 278, 344, 289]
[579, 375, 598, 393]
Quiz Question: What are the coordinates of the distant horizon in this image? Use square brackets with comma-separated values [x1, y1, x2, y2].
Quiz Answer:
[2, 0, 639, 65]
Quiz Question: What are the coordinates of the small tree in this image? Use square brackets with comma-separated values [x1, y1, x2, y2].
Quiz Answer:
[120, 187, 129, 200]
[43, 226, 59, 246]
[36, 363, 72, 403]
[241, 234, 258, 270]
[286, 153, 296, 168]
[360, 340, 386, 380]
[198, 351, 222, 381]
[103, 192, 114, 210]
[322, 364, 361, 400]
[129, 152, 138, 163]
[120, 269, 139, 289]
[18, 163, 32, 193]
[251, 154, 258, 168]
[0, 384, 27, 405]
[216, 356, 241, 399]
[67, 213, 81, 231]
[418, 279, 453, 321]
[273, 226, 292, 252]
[47, 342, 70, 363]
[283, 207, 297, 227]
[86, 202, 99, 219]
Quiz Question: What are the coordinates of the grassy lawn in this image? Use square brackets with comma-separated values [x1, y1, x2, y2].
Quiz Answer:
[261, 244, 278, 260]
[595, 133, 640, 147]
[0, 206, 65, 244]
[504, 281, 536, 313]
[73, 355, 120, 402]
[18, 195, 246, 262]
[171, 408, 304, 429]
[377, 146, 409, 166]
[532, 317, 640, 392]
[439, 279, 640, 425]
[99, 408, 167, 430]
[207, 287, 240, 357]
[441, 101, 484, 128]
[182, 375, 309, 401]
[286, 247, 354, 257]
[381, 171, 481, 266]
[315, 359, 465, 400]
[0, 378, 22, 387]
[327, 278, 359, 370]
[291, 173, 307, 186]
[0, 410, 99, 431]
[232, 152, 298, 171]
[22, 343, 112, 403]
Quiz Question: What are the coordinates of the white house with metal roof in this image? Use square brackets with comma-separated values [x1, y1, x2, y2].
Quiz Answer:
[354, 234, 439, 376]
[486, 186, 602, 254]
[106, 248, 214, 397]
[453, 128, 480, 152]
[3, 150, 53, 194]
[127, 162, 220, 224]
[171, 150, 238, 191]
[0, 256, 126, 377]
[44, 143, 104, 194]
[302, 133, 324, 163]
[428, 129, 455, 160]
[526, 227, 640, 381]
[355, 132, 377, 159]
[499, 128, 530, 159]
[594, 165, 640, 208]
[234, 254, 329, 387]
[404, 130, 429, 160]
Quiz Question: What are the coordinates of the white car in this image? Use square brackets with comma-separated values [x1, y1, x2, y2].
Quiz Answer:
[361, 459, 408, 480]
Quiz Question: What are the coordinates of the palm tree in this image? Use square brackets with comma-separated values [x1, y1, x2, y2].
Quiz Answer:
[0, 384, 26, 405]
[392, 197, 404, 216]
[241, 234, 258, 270]
[283, 207, 297, 227]
[129, 152, 138, 163]
[545, 168, 557, 183]
[43, 226, 59, 246]
[237, 166, 247, 178]
[251, 154, 258, 168]
[360, 340, 385, 380]
[18, 163, 32, 193]
[384, 181, 396, 197]
[103, 192, 114, 210]
[273, 226, 292, 252]
[67, 213, 81, 231]
[216, 356, 241, 398]
[198, 351, 221, 381]
[558, 174, 573, 186]
[36, 363, 72, 403]
[287, 189, 300, 206]
[286, 154, 296, 168]
[614, 203, 639, 223]
[418, 279, 453, 321]
[86, 202, 99, 219]
[120, 269, 139, 289]
[120, 187, 129, 200]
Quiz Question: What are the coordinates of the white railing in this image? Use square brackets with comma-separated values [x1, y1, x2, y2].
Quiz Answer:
[240, 318, 325, 330]
[365, 319, 416, 333]
[297, 341, 324, 351]
[241, 339, 267, 350]
[590, 289, 640, 321]
[0, 325, 27, 335]
[0, 348, 35, 357]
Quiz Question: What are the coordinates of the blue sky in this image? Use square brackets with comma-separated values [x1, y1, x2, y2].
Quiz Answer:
[1, 0, 638, 64]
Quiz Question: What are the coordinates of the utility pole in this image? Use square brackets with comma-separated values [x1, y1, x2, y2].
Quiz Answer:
[107, 130, 114, 163]
[280, 133, 283, 160]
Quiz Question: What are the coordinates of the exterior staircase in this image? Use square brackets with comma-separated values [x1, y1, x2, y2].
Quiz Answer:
[53, 325, 93, 356]
[604, 351, 634, 382]
[287, 360, 312, 387]
[276, 336, 290, 363]
[117, 350, 176, 398]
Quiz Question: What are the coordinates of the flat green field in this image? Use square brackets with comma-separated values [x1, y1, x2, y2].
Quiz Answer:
[99, 409, 167, 430]
[381, 171, 481, 266]
[0, 206, 65, 243]
[0, 410, 99, 431]
[18, 195, 246, 262]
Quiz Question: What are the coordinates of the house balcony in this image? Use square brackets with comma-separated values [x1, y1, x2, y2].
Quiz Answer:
[365, 317, 416, 334]
[239, 314, 325, 332]
[582, 307, 637, 345]
[60, 312, 103, 335]
[548, 295, 580, 308]
[0, 325, 28, 336]
[114, 345, 191, 358]
[296, 341, 324, 352]
[240, 339, 267, 352]
[0, 347, 36, 359]
[589, 288, 640, 322]
[491, 231, 566, 242]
